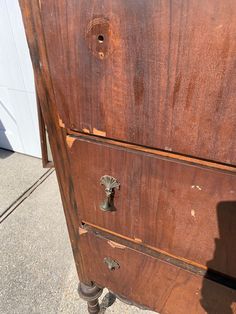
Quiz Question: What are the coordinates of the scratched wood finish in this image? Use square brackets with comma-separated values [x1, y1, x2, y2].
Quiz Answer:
[68, 136, 236, 278]
[39, 0, 236, 165]
[79, 231, 236, 314]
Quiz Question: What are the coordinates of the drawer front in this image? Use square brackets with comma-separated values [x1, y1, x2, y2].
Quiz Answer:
[40, 0, 236, 165]
[68, 136, 236, 278]
[78, 231, 236, 314]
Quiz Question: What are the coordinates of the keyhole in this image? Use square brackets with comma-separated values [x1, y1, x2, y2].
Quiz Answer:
[98, 34, 104, 43]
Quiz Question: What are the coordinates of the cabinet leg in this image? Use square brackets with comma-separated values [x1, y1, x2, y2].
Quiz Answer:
[78, 282, 103, 314]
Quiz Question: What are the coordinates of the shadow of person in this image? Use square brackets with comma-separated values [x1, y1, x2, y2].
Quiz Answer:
[200, 201, 236, 314]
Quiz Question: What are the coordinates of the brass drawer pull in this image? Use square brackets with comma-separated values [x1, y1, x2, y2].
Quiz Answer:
[100, 175, 120, 211]
[104, 257, 120, 271]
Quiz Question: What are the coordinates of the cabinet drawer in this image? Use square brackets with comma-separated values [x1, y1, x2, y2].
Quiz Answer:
[68, 136, 236, 278]
[78, 230, 236, 314]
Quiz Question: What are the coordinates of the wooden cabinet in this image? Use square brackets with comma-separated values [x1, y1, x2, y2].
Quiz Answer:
[20, 1, 236, 313]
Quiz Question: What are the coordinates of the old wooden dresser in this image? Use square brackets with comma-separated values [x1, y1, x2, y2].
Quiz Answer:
[20, 1, 236, 313]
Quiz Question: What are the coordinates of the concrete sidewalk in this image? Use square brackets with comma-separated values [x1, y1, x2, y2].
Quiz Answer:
[0, 150, 154, 314]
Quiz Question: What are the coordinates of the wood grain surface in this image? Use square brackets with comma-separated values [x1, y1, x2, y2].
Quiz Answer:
[19, 0, 90, 285]
[78, 230, 236, 314]
[39, 0, 236, 165]
[68, 136, 236, 278]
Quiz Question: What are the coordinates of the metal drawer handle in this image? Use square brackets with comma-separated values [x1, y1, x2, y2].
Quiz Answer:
[100, 175, 120, 212]
[104, 257, 120, 271]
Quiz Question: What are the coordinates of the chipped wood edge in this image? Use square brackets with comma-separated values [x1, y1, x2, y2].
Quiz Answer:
[92, 128, 106, 137]
[58, 118, 65, 128]
[79, 227, 88, 236]
[107, 240, 126, 249]
[66, 135, 76, 149]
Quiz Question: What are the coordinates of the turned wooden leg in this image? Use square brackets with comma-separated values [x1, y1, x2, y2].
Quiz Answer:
[78, 282, 103, 314]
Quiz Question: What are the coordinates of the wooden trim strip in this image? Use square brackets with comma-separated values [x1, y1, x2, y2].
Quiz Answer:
[67, 131, 236, 174]
[37, 98, 54, 168]
[83, 222, 236, 290]
[82, 221, 207, 270]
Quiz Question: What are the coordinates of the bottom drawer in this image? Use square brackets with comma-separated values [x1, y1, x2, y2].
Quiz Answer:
[78, 230, 236, 314]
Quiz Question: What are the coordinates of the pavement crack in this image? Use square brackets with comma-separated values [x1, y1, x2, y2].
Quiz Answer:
[0, 168, 55, 223]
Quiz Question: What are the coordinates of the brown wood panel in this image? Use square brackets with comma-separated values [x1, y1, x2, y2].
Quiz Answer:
[19, 0, 90, 285]
[68, 136, 236, 278]
[40, 0, 236, 164]
[79, 230, 236, 314]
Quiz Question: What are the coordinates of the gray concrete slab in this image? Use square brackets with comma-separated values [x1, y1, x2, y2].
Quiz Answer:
[0, 169, 154, 313]
[0, 149, 48, 215]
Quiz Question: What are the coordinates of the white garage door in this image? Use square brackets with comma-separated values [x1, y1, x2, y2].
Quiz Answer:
[0, 0, 41, 158]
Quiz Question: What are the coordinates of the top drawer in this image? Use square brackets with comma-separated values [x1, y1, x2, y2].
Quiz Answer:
[67, 135, 236, 279]
[40, 0, 236, 164]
